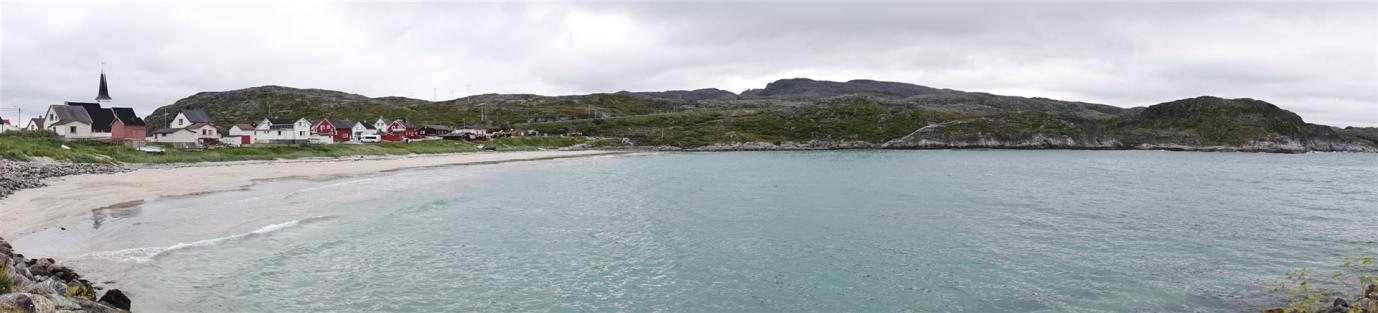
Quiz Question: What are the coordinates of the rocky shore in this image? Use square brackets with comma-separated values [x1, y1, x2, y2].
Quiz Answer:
[0, 160, 131, 200]
[0, 237, 130, 312]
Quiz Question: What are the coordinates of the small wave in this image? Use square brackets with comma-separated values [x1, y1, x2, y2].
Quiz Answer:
[283, 178, 380, 198]
[80, 216, 334, 263]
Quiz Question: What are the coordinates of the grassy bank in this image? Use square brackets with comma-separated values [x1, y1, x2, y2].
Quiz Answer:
[0, 131, 611, 164]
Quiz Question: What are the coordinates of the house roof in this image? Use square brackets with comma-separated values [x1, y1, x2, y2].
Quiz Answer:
[48, 104, 92, 125]
[355, 122, 377, 130]
[1, 119, 9, 125]
[186, 122, 214, 130]
[96, 72, 112, 101]
[265, 118, 296, 125]
[231, 123, 255, 130]
[180, 108, 213, 124]
[110, 107, 146, 126]
[421, 124, 453, 130]
[68, 102, 115, 132]
[391, 120, 414, 128]
[323, 118, 352, 128]
[28, 118, 44, 128]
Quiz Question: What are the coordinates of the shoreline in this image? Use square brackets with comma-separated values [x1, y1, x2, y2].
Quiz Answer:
[0, 150, 630, 240]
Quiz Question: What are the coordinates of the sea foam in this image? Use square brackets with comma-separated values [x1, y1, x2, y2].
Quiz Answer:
[80, 216, 334, 263]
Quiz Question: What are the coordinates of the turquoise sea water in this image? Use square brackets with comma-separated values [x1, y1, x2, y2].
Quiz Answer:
[15, 150, 1378, 312]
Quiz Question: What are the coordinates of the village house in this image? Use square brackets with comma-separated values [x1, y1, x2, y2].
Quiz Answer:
[351, 121, 379, 141]
[417, 124, 453, 137]
[0, 117, 14, 133]
[44, 104, 93, 139]
[254, 118, 312, 145]
[110, 107, 147, 142]
[382, 118, 419, 142]
[373, 117, 389, 131]
[224, 124, 256, 146]
[150, 107, 218, 145]
[25, 118, 43, 131]
[314, 118, 353, 143]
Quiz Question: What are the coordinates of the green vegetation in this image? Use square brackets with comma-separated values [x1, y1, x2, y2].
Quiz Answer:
[111, 80, 1378, 152]
[0, 130, 603, 164]
[64, 283, 95, 300]
[1124, 96, 1309, 146]
[521, 98, 964, 147]
[0, 271, 11, 294]
[1269, 256, 1376, 313]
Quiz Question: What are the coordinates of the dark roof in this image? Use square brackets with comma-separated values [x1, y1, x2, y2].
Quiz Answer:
[68, 102, 114, 132]
[28, 118, 44, 128]
[231, 123, 255, 130]
[265, 118, 296, 125]
[392, 120, 413, 128]
[110, 107, 145, 126]
[421, 124, 453, 130]
[48, 104, 92, 126]
[356, 122, 377, 130]
[324, 118, 352, 128]
[96, 72, 112, 101]
[180, 108, 213, 124]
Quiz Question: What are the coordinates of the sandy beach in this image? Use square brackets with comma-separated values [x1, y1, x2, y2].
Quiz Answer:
[0, 150, 626, 239]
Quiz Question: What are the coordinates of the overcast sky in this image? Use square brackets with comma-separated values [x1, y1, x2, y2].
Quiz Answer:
[2, 1, 1375, 126]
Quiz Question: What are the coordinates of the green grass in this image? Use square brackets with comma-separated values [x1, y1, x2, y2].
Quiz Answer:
[0, 130, 601, 164]
[0, 270, 11, 294]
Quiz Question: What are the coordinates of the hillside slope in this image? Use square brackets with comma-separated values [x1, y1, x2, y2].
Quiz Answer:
[144, 79, 1377, 153]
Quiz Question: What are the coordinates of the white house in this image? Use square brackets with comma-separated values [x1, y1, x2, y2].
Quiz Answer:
[150, 107, 218, 145]
[224, 124, 256, 146]
[25, 118, 43, 131]
[351, 121, 378, 140]
[254, 118, 312, 145]
[150, 127, 200, 143]
[43, 105, 94, 139]
[373, 117, 389, 131]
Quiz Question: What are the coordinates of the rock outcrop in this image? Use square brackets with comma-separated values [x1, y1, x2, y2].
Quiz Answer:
[0, 237, 129, 312]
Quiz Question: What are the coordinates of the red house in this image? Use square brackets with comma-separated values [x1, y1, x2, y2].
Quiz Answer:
[382, 119, 419, 142]
[314, 118, 353, 142]
[109, 108, 147, 142]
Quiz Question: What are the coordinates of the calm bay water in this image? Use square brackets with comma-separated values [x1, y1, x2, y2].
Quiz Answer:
[15, 150, 1378, 312]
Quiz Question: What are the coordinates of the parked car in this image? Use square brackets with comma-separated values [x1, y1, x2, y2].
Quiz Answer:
[359, 135, 381, 143]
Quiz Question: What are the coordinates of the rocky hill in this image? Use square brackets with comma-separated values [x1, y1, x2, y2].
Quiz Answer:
[144, 78, 1377, 153]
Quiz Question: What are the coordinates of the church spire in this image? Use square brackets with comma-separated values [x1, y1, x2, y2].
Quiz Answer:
[96, 66, 112, 103]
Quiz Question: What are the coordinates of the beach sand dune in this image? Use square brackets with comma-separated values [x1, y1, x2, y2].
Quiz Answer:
[0, 150, 624, 239]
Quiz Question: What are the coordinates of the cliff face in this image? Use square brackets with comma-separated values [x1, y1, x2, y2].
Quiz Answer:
[1, 237, 130, 312]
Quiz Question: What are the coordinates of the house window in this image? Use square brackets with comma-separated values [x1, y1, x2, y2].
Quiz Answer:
[299, 131, 305, 136]
[69, 126, 77, 133]
[49, 114, 53, 120]
[277, 131, 282, 135]
[178, 119, 183, 126]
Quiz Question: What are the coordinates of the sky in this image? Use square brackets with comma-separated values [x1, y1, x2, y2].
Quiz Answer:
[1, 1, 1375, 127]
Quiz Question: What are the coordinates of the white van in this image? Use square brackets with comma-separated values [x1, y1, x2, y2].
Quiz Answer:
[359, 135, 382, 143]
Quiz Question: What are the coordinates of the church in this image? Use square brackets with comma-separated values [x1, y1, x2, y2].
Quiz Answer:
[41, 71, 147, 142]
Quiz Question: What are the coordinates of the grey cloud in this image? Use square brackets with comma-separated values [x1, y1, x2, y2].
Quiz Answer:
[1, 1, 1373, 127]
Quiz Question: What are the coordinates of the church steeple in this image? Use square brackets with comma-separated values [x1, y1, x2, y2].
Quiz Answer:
[96, 68, 112, 103]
